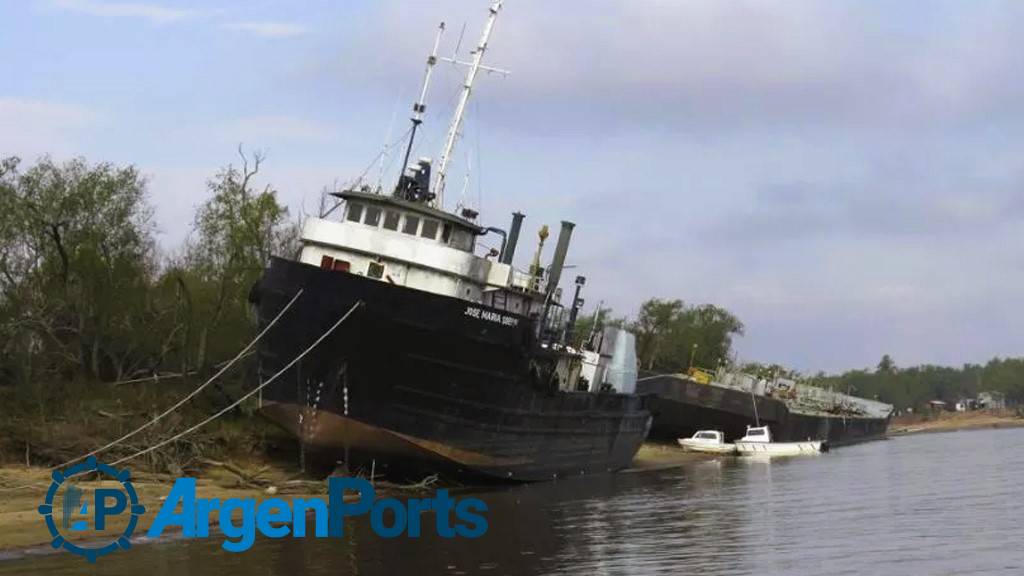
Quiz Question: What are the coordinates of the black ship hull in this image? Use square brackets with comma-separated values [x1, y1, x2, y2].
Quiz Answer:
[251, 257, 652, 482]
[638, 375, 890, 446]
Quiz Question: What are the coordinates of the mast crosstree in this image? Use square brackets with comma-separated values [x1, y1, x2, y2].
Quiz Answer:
[434, 0, 506, 208]
[392, 0, 508, 210]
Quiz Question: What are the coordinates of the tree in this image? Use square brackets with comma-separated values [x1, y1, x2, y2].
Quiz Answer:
[877, 354, 896, 374]
[681, 304, 745, 370]
[632, 298, 686, 370]
[183, 147, 298, 370]
[0, 155, 162, 384]
[629, 298, 744, 373]
[740, 362, 800, 381]
[571, 304, 611, 348]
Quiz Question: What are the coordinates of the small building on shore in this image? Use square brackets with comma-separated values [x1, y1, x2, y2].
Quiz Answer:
[977, 391, 1007, 410]
[954, 398, 978, 412]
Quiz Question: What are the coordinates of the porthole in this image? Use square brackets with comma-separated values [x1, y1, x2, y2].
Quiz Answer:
[368, 262, 385, 279]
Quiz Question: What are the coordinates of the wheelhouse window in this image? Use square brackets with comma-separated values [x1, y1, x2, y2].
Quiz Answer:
[420, 219, 439, 240]
[402, 215, 420, 235]
[364, 205, 382, 227]
[346, 203, 364, 223]
[441, 223, 453, 243]
[383, 210, 401, 231]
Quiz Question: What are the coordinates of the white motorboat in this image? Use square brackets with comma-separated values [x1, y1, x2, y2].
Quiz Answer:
[677, 430, 737, 455]
[733, 425, 825, 456]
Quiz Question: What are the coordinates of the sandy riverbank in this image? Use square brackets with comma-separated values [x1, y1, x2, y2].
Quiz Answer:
[627, 442, 719, 471]
[0, 444, 719, 553]
[888, 409, 1024, 436]
[0, 458, 334, 553]
[0, 456, 440, 554]
[5, 411, 1020, 554]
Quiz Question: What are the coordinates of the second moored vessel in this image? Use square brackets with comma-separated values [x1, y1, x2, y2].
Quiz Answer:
[639, 368, 892, 446]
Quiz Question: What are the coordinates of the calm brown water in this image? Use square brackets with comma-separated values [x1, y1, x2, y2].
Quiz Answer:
[4, 427, 1022, 575]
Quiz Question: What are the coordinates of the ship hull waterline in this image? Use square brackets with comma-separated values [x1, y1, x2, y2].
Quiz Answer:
[252, 257, 652, 482]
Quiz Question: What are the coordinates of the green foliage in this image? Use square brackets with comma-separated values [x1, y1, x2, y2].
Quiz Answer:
[819, 355, 1024, 411]
[0, 156, 159, 384]
[0, 151, 296, 388]
[575, 298, 745, 373]
[571, 304, 625, 348]
[877, 354, 896, 374]
[182, 149, 298, 370]
[629, 298, 744, 372]
[739, 362, 801, 380]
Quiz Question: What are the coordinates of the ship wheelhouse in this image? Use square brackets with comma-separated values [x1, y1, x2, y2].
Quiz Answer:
[297, 189, 543, 317]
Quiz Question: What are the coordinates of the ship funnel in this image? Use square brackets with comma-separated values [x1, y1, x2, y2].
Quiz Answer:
[501, 211, 525, 265]
[545, 220, 575, 299]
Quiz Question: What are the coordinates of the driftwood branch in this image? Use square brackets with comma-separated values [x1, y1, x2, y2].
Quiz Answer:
[200, 458, 270, 487]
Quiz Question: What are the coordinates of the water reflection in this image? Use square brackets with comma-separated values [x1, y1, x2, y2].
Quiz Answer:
[4, 428, 1023, 575]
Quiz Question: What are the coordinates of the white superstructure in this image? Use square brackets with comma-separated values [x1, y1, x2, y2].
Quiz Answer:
[301, 190, 546, 318]
[299, 1, 560, 319]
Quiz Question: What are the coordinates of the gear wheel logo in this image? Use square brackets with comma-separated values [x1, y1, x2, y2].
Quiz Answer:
[37, 456, 145, 562]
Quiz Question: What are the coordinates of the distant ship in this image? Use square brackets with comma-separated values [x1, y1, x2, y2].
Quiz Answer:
[638, 369, 892, 446]
[249, 1, 650, 482]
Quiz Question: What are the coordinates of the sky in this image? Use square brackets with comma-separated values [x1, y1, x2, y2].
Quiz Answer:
[2, 0, 1023, 373]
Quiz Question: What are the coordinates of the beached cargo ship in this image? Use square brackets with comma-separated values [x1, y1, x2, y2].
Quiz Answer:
[638, 370, 892, 446]
[249, 1, 651, 482]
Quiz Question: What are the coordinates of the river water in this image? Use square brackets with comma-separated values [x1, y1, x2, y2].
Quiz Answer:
[5, 427, 1022, 575]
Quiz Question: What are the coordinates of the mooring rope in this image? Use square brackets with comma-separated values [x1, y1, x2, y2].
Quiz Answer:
[110, 300, 363, 466]
[0, 289, 306, 492]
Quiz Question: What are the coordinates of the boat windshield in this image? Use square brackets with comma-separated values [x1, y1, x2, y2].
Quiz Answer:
[695, 432, 718, 439]
[746, 429, 766, 436]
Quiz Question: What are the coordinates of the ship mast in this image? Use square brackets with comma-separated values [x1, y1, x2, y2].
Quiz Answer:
[434, 0, 503, 208]
[395, 22, 446, 198]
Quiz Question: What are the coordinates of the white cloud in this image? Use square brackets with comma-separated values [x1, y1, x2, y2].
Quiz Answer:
[0, 98, 101, 158]
[0, 98, 98, 127]
[50, 0, 199, 24]
[216, 115, 337, 146]
[223, 21, 308, 39]
[145, 163, 345, 248]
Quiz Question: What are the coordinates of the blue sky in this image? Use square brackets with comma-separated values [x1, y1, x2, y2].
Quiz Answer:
[2, 0, 1023, 373]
